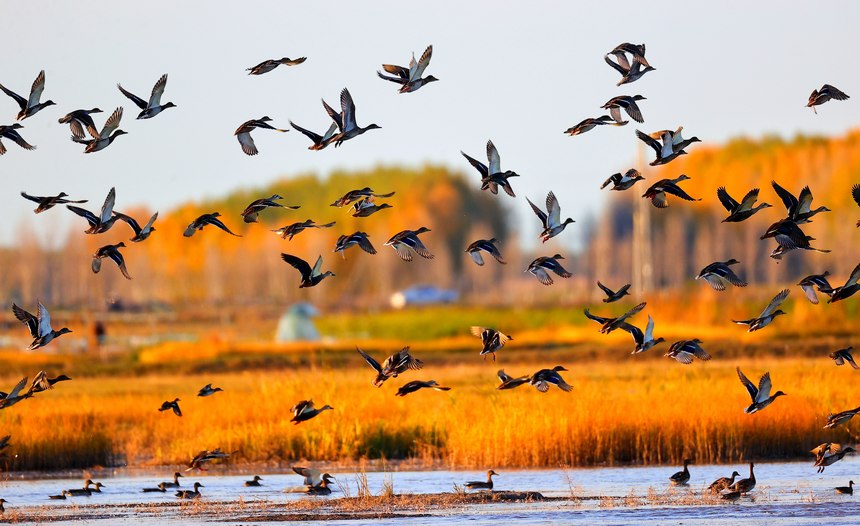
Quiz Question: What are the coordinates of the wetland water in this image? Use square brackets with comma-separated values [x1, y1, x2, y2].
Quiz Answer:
[1, 460, 858, 524]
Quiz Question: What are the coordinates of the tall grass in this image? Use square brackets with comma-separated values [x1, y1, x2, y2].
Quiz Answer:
[0, 356, 854, 472]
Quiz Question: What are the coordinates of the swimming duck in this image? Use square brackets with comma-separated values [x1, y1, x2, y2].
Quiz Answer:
[696, 259, 747, 291]
[117, 74, 176, 119]
[27, 371, 71, 395]
[158, 398, 182, 417]
[290, 120, 338, 150]
[66, 480, 101, 496]
[601, 169, 644, 191]
[12, 302, 71, 351]
[824, 406, 860, 429]
[737, 368, 785, 414]
[241, 194, 299, 223]
[564, 115, 618, 135]
[621, 315, 665, 354]
[732, 289, 789, 332]
[604, 53, 656, 86]
[0, 70, 56, 120]
[290, 400, 334, 424]
[142, 483, 167, 493]
[234, 117, 288, 156]
[305, 474, 336, 495]
[830, 347, 858, 369]
[584, 302, 647, 334]
[718, 187, 772, 222]
[665, 340, 711, 364]
[835, 481, 854, 495]
[327, 88, 381, 147]
[66, 187, 123, 234]
[385, 228, 434, 261]
[669, 459, 691, 485]
[806, 84, 849, 113]
[529, 366, 573, 392]
[635, 129, 692, 166]
[642, 175, 700, 208]
[470, 327, 512, 361]
[244, 476, 263, 487]
[86, 482, 104, 493]
[186, 448, 234, 471]
[247, 56, 307, 75]
[601, 95, 646, 124]
[58, 108, 103, 139]
[280, 254, 335, 288]
[292, 467, 335, 487]
[496, 369, 531, 390]
[0, 123, 36, 154]
[71, 107, 127, 153]
[21, 191, 87, 214]
[197, 384, 223, 397]
[798, 272, 833, 304]
[597, 281, 631, 303]
[720, 490, 741, 501]
[350, 197, 393, 217]
[729, 463, 756, 493]
[272, 219, 336, 240]
[92, 242, 132, 280]
[176, 482, 204, 499]
[334, 232, 377, 258]
[464, 470, 498, 491]
[161, 472, 183, 488]
[527, 191, 575, 242]
[378, 45, 439, 93]
[708, 471, 741, 494]
[461, 141, 521, 197]
[466, 238, 506, 266]
[527, 254, 572, 285]
[49, 491, 70, 500]
[0, 377, 29, 409]
[184, 212, 242, 237]
[395, 380, 451, 397]
[826, 262, 860, 303]
[330, 187, 396, 207]
[357, 346, 424, 387]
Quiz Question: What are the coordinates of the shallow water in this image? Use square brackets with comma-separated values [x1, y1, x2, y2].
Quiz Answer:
[1, 459, 858, 524]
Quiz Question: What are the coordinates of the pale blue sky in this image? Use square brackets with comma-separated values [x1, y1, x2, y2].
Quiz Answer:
[1, 1, 857, 246]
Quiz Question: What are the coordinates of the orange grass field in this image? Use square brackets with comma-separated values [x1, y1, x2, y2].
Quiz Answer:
[1, 355, 856, 472]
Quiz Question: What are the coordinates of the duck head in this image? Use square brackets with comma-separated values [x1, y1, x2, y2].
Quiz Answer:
[89, 108, 103, 114]
[424, 75, 440, 84]
[771, 310, 787, 318]
[772, 390, 787, 398]
[322, 271, 335, 278]
[731, 470, 741, 478]
[270, 194, 283, 200]
[552, 254, 564, 260]
[675, 174, 692, 182]
[724, 258, 740, 265]
[320, 405, 334, 411]
[252, 476, 263, 481]
[552, 366, 568, 372]
[116, 242, 126, 248]
[376, 203, 393, 210]
[194, 482, 204, 490]
[365, 124, 382, 130]
[162, 102, 177, 110]
[414, 227, 431, 234]
[58, 192, 69, 198]
[488, 470, 499, 477]
[632, 95, 647, 101]
[53, 374, 72, 382]
[112, 129, 129, 137]
[57, 328, 73, 336]
[259, 116, 273, 122]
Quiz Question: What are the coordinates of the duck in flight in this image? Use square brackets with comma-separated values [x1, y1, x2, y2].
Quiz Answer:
[350, 197, 392, 217]
[330, 187, 395, 207]
[771, 181, 830, 224]
[12, 302, 71, 351]
[829, 347, 858, 369]
[357, 346, 424, 387]
[465, 238, 506, 266]
[290, 400, 333, 424]
[326, 88, 381, 147]
[241, 194, 299, 223]
[824, 406, 860, 429]
[158, 398, 182, 417]
[461, 141, 521, 198]
[736, 367, 786, 413]
[20, 192, 86, 214]
[529, 366, 572, 392]
[334, 232, 377, 258]
[601, 95, 646, 124]
[636, 128, 699, 165]
[825, 262, 860, 303]
[696, 259, 747, 291]
[601, 169, 644, 191]
[732, 289, 789, 332]
[806, 84, 849, 114]
[470, 327, 512, 362]
[597, 281, 631, 303]
[290, 120, 338, 150]
[66, 187, 122, 234]
[71, 107, 127, 154]
[184, 213, 241, 237]
[527, 254, 571, 285]
[717, 187, 771, 222]
[386, 228, 434, 261]
[564, 115, 618, 135]
[114, 211, 158, 242]
[197, 384, 223, 397]
[797, 271, 832, 304]
[92, 243, 132, 280]
[272, 219, 336, 241]
[0, 70, 56, 120]
[0, 124, 36, 155]
[234, 117, 287, 156]
[378, 45, 439, 93]
[620, 315, 665, 354]
[496, 369, 531, 390]
[117, 74, 176, 119]
[642, 175, 700, 208]
[584, 302, 647, 334]
[247, 56, 306, 75]
[395, 380, 451, 397]
[280, 254, 334, 288]
[58, 108, 102, 140]
[665, 339, 711, 364]
[527, 191, 574, 242]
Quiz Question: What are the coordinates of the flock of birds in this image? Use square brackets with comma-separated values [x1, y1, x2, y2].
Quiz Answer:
[0, 40, 859, 509]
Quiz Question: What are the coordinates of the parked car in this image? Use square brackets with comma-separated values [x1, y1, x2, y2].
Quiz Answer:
[390, 285, 459, 309]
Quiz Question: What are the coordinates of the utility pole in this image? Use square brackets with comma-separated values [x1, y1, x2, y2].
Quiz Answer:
[632, 145, 654, 296]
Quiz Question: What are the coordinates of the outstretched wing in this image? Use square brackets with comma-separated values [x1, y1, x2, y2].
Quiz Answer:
[149, 74, 168, 107]
[37, 302, 53, 336]
[280, 253, 312, 277]
[545, 191, 561, 227]
[736, 367, 758, 402]
[356, 347, 383, 374]
[486, 140, 501, 175]
[526, 197, 548, 228]
[461, 151, 488, 178]
[412, 45, 433, 81]
[759, 288, 789, 318]
[28, 70, 47, 108]
[583, 309, 611, 325]
[716, 187, 738, 212]
[756, 372, 773, 402]
[340, 88, 356, 130]
[117, 83, 148, 110]
[12, 303, 39, 338]
[771, 181, 797, 214]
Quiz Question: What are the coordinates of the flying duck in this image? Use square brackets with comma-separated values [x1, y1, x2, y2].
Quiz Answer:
[395, 380, 451, 397]
[737, 367, 786, 413]
[597, 281, 631, 303]
[461, 141, 521, 197]
[92, 242, 132, 280]
[806, 84, 849, 113]
[0, 70, 56, 120]
[718, 187, 772, 222]
[813, 444, 855, 473]
[708, 471, 741, 494]
[21, 191, 86, 214]
[584, 302, 647, 334]
[527, 191, 575, 242]
[470, 327, 512, 361]
[760, 219, 824, 251]
[58, 108, 102, 139]
[853, 184, 859, 227]
[0, 123, 36, 154]
[290, 120, 338, 150]
[175, 482, 204, 499]
[835, 481, 855, 495]
[142, 483, 167, 493]
[241, 194, 299, 223]
[386, 228, 434, 261]
[117, 74, 176, 119]
[529, 366, 572, 392]
[771, 181, 831, 223]
[304, 474, 336, 495]
[280, 254, 334, 288]
[564, 115, 618, 135]
[601, 95, 646, 124]
[158, 398, 182, 417]
[635, 128, 697, 165]
[696, 259, 747, 291]
[527, 254, 572, 285]
[330, 187, 395, 207]
[669, 459, 691, 485]
[826, 262, 860, 303]
[378, 45, 439, 93]
[621, 315, 665, 354]
[334, 232, 377, 258]
[496, 369, 531, 390]
[729, 463, 756, 493]
[798, 271, 833, 304]
[26, 371, 71, 395]
[642, 175, 700, 208]
[357, 346, 423, 387]
[604, 53, 655, 86]
[350, 197, 393, 217]
[824, 406, 860, 429]
[12, 302, 71, 351]
[183, 213, 242, 237]
[247, 56, 307, 75]
[665, 339, 711, 364]
[732, 289, 789, 332]
[601, 169, 644, 191]
[114, 211, 158, 242]
[830, 347, 858, 369]
[71, 107, 127, 153]
[609, 43, 651, 66]
[197, 384, 223, 397]
[465, 238, 506, 266]
[272, 219, 336, 240]
[326, 88, 381, 147]
[464, 470, 498, 491]
[186, 448, 234, 471]
[290, 400, 333, 424]
[244, 476, 263, 487]
[292, 467, 336, 488]
[0, 377, 30, 409]
[234, 117, 287, 156]
[66, 187, 122, 234]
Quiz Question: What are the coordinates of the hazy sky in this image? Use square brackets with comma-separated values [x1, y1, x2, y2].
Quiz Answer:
[1, 1, 857, 246]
